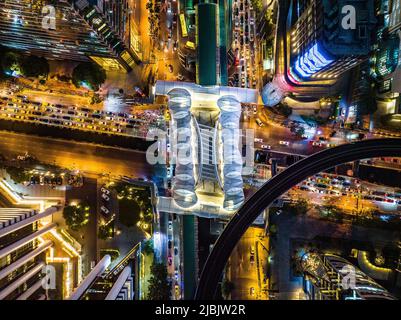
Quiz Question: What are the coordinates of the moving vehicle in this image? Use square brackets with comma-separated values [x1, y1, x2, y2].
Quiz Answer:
[279, 140, 290, 146]
[184, 41, 195, 50]
[100, 206, 110, 215]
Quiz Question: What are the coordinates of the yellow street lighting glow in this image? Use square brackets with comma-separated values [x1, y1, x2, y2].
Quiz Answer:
[0, 179, 46, 211]
[49, 229, 80, 257]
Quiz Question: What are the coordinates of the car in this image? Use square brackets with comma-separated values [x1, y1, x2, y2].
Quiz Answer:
[167, 2, 172, 14]
[168, 256, 173, 266]
[101, 187, 110, 195]
[254, 138, 263, 143]
[279, 140, 290, 146]
[174, 246, 178, 255]
[250, 246, 255, 255]
[175, 284, 180, 297]
[101, 193, 110, 201]
[168, 221, 173, 231]
[250, 253, 255, 264]
[100, 206, 110, 215]
[261, 145, 271, 150]
[255, 118, 263, 127]
[250, 287, 255, 296]
[312, 141, 323, 147]
[168, 240, 172, 249]
[174, 270, 179, 280]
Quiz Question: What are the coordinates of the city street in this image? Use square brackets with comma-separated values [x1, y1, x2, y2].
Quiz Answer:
[229, 227, 269, 300]
[0, 95, 161, 138]
[0, 130, 153, 178]
[230, 0, 259, 89]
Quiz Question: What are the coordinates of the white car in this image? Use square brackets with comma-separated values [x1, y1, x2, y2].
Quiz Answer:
[279, 140, 290, 146]
[261, 145, 271, 150]
[101, 193, 110, 202]
[254, 138, 263, 143]
[168, 221, 173, 231]
[101, 187, 110, 195]
[100, 206, 110, 215]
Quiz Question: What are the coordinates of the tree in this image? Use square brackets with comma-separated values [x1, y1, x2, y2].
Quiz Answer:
[221, 279, 235, 299]
[5, 166, 30, 184]
[98, 222, 114, 240]
[142, 239, 154, 255]
[63, 203, 90, 231]
[118, 197, 141, 227]
[287, 199, 309, 215]
[290, 125, 305, 138]
[21, 55, 49, 78]
[1, 51, 22, 75]
[276, 103, 292, 117]
[147, 263, 171, 300]
[72, 62, 106, 90]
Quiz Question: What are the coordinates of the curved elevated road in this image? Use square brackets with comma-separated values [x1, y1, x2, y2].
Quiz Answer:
[195, 139, 401, 299]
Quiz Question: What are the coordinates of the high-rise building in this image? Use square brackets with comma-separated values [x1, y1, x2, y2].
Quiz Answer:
[0, 207, 57, 300]
[0, 0, 140, 71]
[389, 0, 401, 32]
[69, 254, 134, 300]
[290, 0, 376, 81]
[301, 252, 396, 300]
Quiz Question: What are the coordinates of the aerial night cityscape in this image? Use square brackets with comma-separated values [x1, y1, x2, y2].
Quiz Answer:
[1, 0, 401, 310]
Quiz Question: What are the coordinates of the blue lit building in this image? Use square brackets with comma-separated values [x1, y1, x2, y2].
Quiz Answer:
[290, 0, 377, 81]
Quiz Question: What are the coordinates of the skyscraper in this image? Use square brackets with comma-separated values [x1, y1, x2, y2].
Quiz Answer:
[0, 207, 57, 300]
[0, 0, 140, 71]
[290, 0, 376, 81]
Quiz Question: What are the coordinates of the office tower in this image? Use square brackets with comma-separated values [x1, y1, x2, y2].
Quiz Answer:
[0, 207, 57, 300]
[70, 254, 134, 300]
[290, 0, 376, 81]
[0, 0, 140, 71]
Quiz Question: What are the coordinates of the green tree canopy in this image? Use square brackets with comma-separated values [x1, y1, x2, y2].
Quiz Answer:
[21, 55, 49, 78]
[221, 279, 235, 298]
[63, 203, 90, 231]
[286, 199, 310, 215]
[147, 263, 171, 300]
[118, 197, 141, 227]
[1, 51, 22, 75]
[72, 62, 106, 90]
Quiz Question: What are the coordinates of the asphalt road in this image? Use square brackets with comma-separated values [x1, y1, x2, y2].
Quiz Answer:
[0, 130, 153, 178]
[230, 227, 268, 300]
[195, 138, 401, 299]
